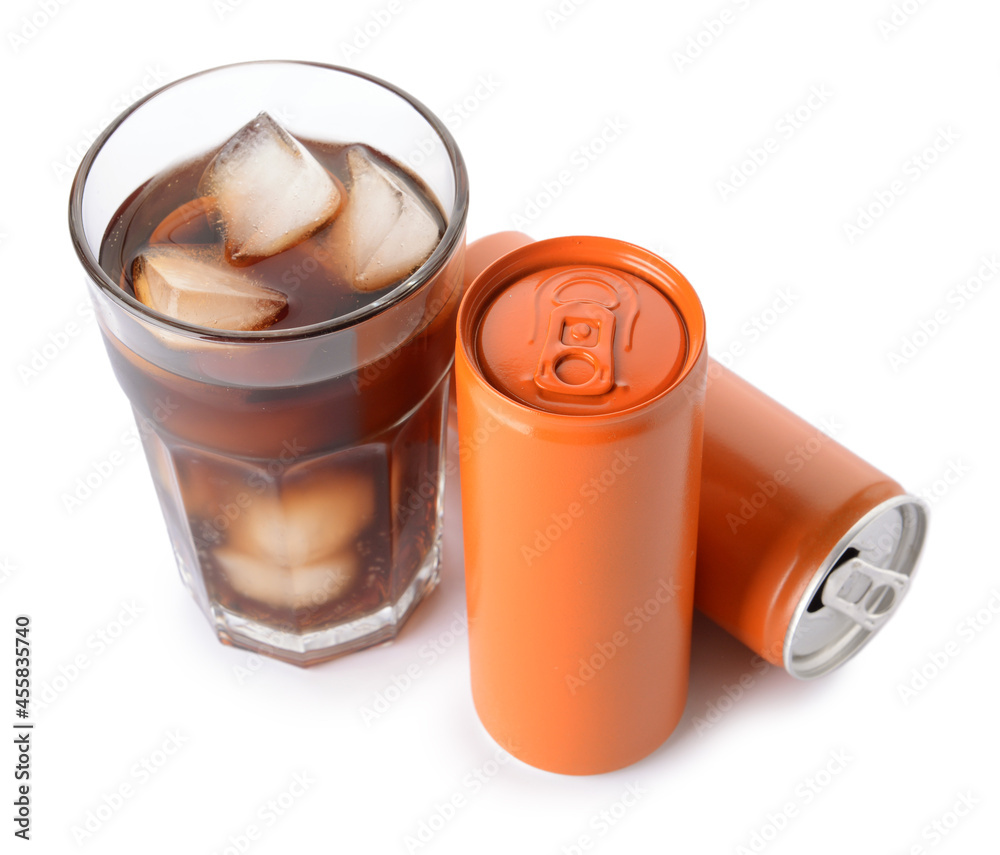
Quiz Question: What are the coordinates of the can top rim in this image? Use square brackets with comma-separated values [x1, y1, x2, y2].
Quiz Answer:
[457, 236, 707, 420]
[783, 494, 929, 679]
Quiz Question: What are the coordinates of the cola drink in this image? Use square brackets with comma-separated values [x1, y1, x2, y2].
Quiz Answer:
[70, 63, 469, 665]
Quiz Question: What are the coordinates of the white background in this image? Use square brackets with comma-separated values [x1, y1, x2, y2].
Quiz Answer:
[2, 0, 998, 852]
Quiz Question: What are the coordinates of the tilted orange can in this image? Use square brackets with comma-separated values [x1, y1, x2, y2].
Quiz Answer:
[455, 236, 707, 775]
[694, 362, 929, 678]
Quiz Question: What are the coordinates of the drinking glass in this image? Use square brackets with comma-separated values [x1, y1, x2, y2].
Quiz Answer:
[69, 61, 469, 665]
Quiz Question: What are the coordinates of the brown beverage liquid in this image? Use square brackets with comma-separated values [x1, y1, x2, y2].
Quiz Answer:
[98, 140, 457, 650]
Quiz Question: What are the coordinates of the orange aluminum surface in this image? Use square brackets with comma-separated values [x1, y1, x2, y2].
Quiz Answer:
[456, 236, 707, 775]
[694, 362, 905, 667]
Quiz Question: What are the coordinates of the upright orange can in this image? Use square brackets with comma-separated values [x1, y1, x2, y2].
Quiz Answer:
[455, 236, 707, 775]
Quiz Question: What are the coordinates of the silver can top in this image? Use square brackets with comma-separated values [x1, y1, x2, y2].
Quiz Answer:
[783, 495, 929, 679]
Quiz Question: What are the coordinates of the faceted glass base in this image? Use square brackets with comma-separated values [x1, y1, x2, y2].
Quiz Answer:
[212, 536, 442, 666]
[139, 377, 449, 666]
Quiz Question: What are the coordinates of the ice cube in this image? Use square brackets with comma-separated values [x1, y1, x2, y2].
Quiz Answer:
[199, 112, 343, 264]
[149, 196, 217, 246]
[132, 244, 287, 331]
[214, 547, 358, 611]
[226, 467, 376, 568]
[324, 146, 441, 292]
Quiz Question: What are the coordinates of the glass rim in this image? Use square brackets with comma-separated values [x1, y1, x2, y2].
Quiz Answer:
[68, 59, 470, 343]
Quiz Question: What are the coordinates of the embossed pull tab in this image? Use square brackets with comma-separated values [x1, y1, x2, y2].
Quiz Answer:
[821, 556, 909, 631]
[529, 267, 641, 399]
[534, 301, 617, 396]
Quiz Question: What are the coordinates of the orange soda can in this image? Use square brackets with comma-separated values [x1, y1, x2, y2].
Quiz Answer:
[455, 236, 708, 775]
[694, 362, 928, 678]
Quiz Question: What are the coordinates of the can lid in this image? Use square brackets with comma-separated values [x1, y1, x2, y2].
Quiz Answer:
[783, 495, 929, 679]
[469, 242, 692, 416]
